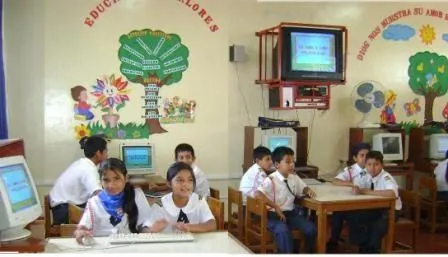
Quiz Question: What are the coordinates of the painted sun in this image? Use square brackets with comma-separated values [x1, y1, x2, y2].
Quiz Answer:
[419, 24, 436, 45]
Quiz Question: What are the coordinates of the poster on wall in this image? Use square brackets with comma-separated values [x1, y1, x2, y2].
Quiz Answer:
[71, 29, 191, 139]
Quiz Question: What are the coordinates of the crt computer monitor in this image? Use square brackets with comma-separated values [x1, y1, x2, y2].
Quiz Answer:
[119, 142, 155, 175]
[262, 135, 295, 152]
[427, 134, 448, 159]
[372, 133, 403, 161]
[0, 155, 41, 242]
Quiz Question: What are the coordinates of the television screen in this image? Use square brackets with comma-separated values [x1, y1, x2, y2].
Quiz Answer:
[0, 164, 38, 213]
[291, 32, 336, 73]
[268, 136, 292, 152]
[122, 146, 153, 170]
[438, 137, 448, 152]
[382, 137, 401, 154]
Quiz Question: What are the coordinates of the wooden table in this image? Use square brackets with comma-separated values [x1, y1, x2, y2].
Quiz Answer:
[299, 183, 396, 253]
[0, 237, 46, 253]
[45, 232, 251, 253]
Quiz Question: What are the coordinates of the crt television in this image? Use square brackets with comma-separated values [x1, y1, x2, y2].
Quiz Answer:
[119, 142, 155, 175]
[372, 133, 403, 161]
[0, 156, 41, 242]
[274, 26, 345, 82]
[262, 135, 296, 152]
[426, 134, 448, 159]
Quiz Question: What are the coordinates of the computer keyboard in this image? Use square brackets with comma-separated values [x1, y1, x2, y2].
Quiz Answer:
[109, 232, 195, 244]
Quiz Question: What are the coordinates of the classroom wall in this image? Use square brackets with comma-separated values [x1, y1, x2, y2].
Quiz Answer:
[5, 0, 448, 197]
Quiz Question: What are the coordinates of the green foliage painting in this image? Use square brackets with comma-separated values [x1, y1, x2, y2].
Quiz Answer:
[118, 29, 190, 134]
[408, 51, 448, 124]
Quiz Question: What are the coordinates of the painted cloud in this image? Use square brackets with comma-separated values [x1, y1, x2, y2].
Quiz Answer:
[382, 24, 415, 41]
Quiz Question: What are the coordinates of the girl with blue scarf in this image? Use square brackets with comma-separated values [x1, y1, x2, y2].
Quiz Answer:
[74, 158, 164, 245]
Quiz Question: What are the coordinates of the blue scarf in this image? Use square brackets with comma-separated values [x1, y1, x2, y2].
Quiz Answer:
[99, 190, 124, 226]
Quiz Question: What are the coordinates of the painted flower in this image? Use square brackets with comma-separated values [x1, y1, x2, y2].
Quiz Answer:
[132, 131, 141, 139]
[75, 124, 91, 140]
[91, 74, 130, 110]
[117, 130, 126, 139]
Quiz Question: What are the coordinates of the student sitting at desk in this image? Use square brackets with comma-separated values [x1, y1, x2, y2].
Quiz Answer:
[352, 151, 402, 253]
[74, 158, 160, 244]
[153, 162, 216, 233]
[175, 143, 210, 198]
[239, 146, 272, 204]
[434, 150, 448, 202]
[327, 142, 371, 251]
[49, 136, 108, 225]
[255, 146, 316, 253]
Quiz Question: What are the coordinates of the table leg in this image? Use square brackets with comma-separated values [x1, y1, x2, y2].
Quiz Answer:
[316, 207, 327, 253]
[385, 200, 395, 253]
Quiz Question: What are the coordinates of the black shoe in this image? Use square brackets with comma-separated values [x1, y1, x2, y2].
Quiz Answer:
[326, 241, 338, 253]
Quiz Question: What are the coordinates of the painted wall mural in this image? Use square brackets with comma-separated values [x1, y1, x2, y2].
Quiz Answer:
[72, 29, 192, 139]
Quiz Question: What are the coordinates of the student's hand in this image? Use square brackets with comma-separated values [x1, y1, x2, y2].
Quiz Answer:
[352, 185, 361, 195]
[274, 206, 286, 222]
[148, 219, 168, 233]
[304, 188, 316, 198]
[74, 228, 92, 245]
[175, 222, 191, 232]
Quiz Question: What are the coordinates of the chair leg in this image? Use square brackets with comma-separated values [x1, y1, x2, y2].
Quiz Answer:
[430, 207, 437, 234]
[412, 228, 417, 253]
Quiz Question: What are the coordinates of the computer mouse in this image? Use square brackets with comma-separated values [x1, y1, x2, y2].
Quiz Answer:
[82, 236, 96, 246]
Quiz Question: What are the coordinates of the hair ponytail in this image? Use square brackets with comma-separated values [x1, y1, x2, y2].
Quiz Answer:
[79, 136, 89, 150]
[123, 182, 138, 233]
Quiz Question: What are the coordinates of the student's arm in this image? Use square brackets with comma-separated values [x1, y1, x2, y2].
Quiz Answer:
[194, 169, 211, 198]
[359, 188, 396, 198]
[296, 176, 316, 198]
[75, 200, 95, 244]
[255, 179, 285, 221]
[82, 171, 102, 198]
[332, 168, 353, 187]
[332, 178, 354, 187]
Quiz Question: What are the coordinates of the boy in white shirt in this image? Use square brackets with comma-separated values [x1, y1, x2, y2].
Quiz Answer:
[239, 146, 272, 204]
[434, 150, 448, 202]
[255, 146, 316, 253]
[327, 142, 371, 251]
[175, 143, 210, 198]
[352, 151, 403, 253]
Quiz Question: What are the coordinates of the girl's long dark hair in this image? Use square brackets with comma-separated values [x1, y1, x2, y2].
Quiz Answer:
[99, 158, 138, 233]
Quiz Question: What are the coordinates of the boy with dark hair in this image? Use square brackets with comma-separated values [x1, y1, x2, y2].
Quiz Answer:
[327, 142, 371, 251]
[255, 146, 316, 253]
[352, 150, 402, 253]
[239, 146, 272, 204]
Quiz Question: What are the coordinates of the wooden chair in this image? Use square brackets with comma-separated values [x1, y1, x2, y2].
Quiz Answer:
[245, 196, 275, 253]
[210, 187, 220, 200]
[60, 224, 78, 238]
[418, 176, 448, 233]
[227, 187, 244, 241]
[393, 189, 420, 253]
[207, 197, 225, 230]
[68, 204, 84, 224]
[44, 195, 60, 237]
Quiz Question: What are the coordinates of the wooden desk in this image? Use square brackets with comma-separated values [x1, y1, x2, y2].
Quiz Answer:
[299, 183, 396, 253]
[0, 139, 25, 158]
[0, 237, 46, 253]
[45, 232, 251, 253]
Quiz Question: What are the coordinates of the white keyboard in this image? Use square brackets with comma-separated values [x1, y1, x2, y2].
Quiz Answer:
[109, 233, 194, 244]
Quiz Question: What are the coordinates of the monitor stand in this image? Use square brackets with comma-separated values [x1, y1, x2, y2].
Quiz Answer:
[0, 226, 31, 242]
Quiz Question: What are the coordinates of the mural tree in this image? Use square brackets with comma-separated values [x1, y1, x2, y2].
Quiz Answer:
[118, 29, 189, 134]
[408, 51, 448, 125]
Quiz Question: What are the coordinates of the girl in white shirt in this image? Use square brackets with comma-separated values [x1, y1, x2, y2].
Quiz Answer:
[49, 136, 108, 225]
[153, 162, 216, 233]
[434, 150, 448, 202]
[74, 158, 162, 244]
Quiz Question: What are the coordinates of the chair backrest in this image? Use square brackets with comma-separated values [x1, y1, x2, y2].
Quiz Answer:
[210, 187, 220, 200]
[227, 187, 244, 239]
[60, 224, 78, 237]
[245, 196, 269, 253]
[44, 195, 52, 238]
[68, 204, 84, 224]
[418, 176, 437, 203]
[399, 189, 421, 231]
[207, 196, 225, 230]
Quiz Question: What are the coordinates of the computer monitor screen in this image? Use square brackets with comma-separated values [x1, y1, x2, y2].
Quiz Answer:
[0, 156, 41, 242]
[263, 135, 294, 152]
[0, 164, 38, 213]
[428, 134, 448, 159]
[372, 133, 403, 161]
[120, 142, 155, 175]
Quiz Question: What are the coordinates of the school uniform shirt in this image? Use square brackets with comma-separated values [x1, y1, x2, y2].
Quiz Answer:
[78, 188, 155, 236]
[239, 163, 267, 204]
[258, 171, 307, 212]
[360, 169, 402, 210]
[335, 163, 369, 187]
[158, 192, 215, 233]
[434, 159, 448, 192]
[192, 164, 210, 198]
[49, 158, 102, 207]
